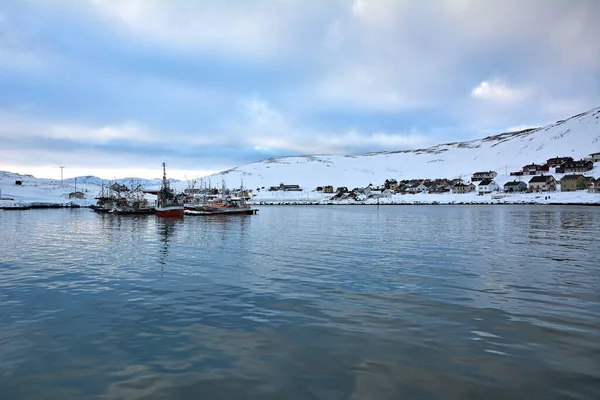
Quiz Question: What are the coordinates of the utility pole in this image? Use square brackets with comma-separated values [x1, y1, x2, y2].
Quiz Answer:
[59, 166, 65, 183]
[75, 177, 77, 193]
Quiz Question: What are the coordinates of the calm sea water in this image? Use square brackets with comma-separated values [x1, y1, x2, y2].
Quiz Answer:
[0, 206, 599, 399]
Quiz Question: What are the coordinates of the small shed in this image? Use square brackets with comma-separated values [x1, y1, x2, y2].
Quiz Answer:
[68, 191, 85, 199]
[15, 180, 22, 185]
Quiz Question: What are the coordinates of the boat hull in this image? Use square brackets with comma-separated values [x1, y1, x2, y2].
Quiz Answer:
[90, 205, 112, 213]
[113, 208, 155, 215]
[156, 205, 184, 218]
[184, 207, 257, 215]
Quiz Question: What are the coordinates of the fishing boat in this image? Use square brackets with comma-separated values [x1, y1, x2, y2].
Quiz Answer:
[185, 196, 257, 215]
[1, 203, 31, 210]
[184, 180, 257, 215]
[91, 181, 126, 213]
[112, 187, 155, 215]
[155, 163, 184, 218]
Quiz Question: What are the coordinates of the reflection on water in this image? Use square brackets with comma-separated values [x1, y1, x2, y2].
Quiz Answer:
[0, 206, 599, 399]
[157, 219, 179, 269]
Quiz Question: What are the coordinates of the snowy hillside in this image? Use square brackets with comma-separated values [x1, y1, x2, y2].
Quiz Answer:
[62, 176, 176, 187]
[203, 107, 600, 191]
[1, 106, 600, 206]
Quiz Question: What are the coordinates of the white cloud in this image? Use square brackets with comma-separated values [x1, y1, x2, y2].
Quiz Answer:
[86, 0, 325, 61]
[471, 79, 531, 102]
[233, 97, 430, 154]
[0, 111, 156, 144]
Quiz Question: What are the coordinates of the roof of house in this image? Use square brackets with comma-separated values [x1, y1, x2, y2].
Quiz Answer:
[479, 178, 494, 186]
[560, 174, 585, 181]
[504, 181, 525, 187]
[529, 175, 554, 183]
[473, 171, 495, 175]
[548, 156, 571, 161]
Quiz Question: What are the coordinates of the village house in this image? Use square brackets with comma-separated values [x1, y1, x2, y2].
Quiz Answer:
[428, 184, 450, 194]
[528, 175, 556, 192]
[503, 181, 528, 192]
[546, 156, 573, 168]
[384, 179, 398, 190]
[415, 182, 430, 194]
[476, 179, 500, 194]
[404, 182, 423, 193]
[471, 171, 497, 181]
[68, 191, 85, 199]
[451, 183, 475, 194]
[369, 189, 394, 199]
[585, 176, 595, 188]
[269, 183, 302, 191]
[590, 152, 600, 162]
[448, 178, 463, 187]
[522, 163, 550, 175]
[555, 159, 594, 173]
[589, 178, 600, 193]
[560, 175, 588, 192]
[323, 185, 334, 194]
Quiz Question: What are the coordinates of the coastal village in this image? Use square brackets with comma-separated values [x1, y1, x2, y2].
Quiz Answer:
[2, 151, 600, 209]
[261, 152, 600, 202]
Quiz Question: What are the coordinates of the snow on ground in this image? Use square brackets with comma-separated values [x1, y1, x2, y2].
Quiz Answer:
[204, 106, 600, 191]
[247, 187, 600, 205]
[0, 171, 99, 208]
[2, 106, 600, 207]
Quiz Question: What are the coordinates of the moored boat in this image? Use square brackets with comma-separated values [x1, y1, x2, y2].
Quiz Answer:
[91, 181, 126, 213]
[155, 163, 184, 218]
[111, 186, 155, 215]
[185, 196, 257, 215]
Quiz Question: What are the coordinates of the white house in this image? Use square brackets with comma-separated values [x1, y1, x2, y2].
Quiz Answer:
[415, 183, 429, 194]
[477, 179, 500, 194]
[471, 171, 498, 181]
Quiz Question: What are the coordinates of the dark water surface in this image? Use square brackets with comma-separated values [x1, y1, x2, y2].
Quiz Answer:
[0, 206, 599, 399]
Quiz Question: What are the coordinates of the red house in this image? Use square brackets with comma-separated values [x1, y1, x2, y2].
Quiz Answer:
[522, 163, 550, 175]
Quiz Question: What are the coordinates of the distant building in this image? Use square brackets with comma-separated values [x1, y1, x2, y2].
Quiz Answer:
[589, 178, 600, 193]
[269, 183, 302, 191]
[323, 185, 334, 194]
[68, 191, 85, 199]
[560, 175, 587, 192]
[589, 152, 600, 162]
[471, 171, 497, 181]
[15, 180, 22, 185]
[528, 175, 556, 192]
[477, 179, 500, 194]
[522, 163, 549, 175]
[546, 157, 573, 168]
[555, 159, 593, 173]
[503, 181, 527, 192]
[451, 183, 475, 194]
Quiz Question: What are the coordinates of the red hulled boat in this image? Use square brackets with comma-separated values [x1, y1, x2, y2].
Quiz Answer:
[155, 162, 184, 218]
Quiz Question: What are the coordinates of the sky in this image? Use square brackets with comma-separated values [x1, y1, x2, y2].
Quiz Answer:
[1, 0, 599, 180]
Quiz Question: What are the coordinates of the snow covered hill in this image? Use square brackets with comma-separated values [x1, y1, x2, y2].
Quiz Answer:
[62, 176, 175, 187]
[1, 106, 599, 206]
[204, 106, 600, 191]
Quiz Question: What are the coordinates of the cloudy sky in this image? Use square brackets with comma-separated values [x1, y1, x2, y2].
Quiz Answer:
[1, 0, 599, 179]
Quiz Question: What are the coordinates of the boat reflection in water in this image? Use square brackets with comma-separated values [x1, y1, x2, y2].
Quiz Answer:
[157, 218, 180, 271]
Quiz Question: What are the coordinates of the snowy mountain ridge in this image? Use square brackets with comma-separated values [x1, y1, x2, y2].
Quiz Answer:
[206, 106, 600, 190]
[1, 106, 599, 206]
